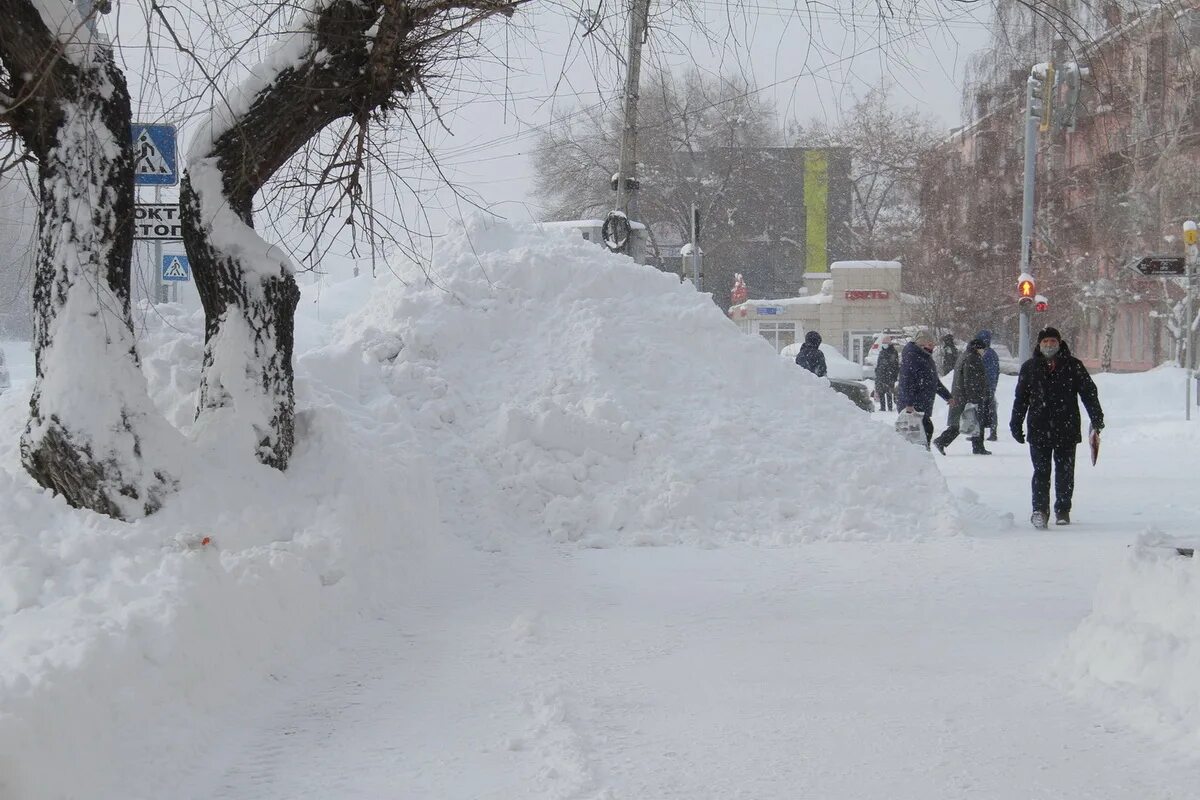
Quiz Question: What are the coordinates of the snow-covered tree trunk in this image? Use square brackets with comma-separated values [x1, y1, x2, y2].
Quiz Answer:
[180, 169, 300, 469]
[1, 0, 177, 518]
[180, 0, 521, 469]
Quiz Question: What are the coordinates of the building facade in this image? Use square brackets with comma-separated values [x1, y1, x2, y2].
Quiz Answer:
[730, 261, 916, 361]
[919, 1, 1200, 371]
[654, 147, 853, 310]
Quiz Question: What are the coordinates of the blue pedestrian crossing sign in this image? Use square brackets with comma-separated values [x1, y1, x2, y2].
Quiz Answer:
[162, 255, 191, 282]
[131, 124, 177, 186]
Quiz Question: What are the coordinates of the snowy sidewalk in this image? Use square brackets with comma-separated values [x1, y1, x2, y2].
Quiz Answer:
[157, 372, 1200, 799]
[168, 537, 1196, 800]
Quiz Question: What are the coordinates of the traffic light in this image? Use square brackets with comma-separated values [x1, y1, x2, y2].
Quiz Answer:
[1018, 276, 1036, 304]
[1035, 294, 1048, 313]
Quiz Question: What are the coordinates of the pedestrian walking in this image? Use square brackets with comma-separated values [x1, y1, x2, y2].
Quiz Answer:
[977, 329, 1001, 441]
[897, 330, 952, 449]
[933, 338, 991, 456]
[875, 338, 900, 412]
[795, 331, 827, 377]
[1010, 327, 1104, 529]
[938, 333, 959, 377]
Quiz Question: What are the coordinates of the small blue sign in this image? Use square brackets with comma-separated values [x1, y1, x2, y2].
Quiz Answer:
[131, 124, 177, 186]
[756, 307, 780, 315]
[162, 255, 191, 282]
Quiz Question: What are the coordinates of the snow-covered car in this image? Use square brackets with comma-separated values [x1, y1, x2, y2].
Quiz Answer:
[829, 377, 874, 412]
[992, 344, 1021, 375]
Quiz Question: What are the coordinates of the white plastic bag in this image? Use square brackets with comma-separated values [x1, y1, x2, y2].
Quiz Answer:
[894, 409, 926, 446]
[959, 403, 980, 438]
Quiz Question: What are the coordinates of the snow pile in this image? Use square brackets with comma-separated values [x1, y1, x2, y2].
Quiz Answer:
[0, 292, 437, 800]
[1058, 530, 1200, 745]
[0, 219, 960, 798]
[334, 218, 959, 547]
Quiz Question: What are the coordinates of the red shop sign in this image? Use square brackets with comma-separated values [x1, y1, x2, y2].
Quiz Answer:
[844, 290, 890, 300]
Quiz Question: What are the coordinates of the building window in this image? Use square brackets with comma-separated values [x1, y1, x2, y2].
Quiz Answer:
[758, 321, 796, 352]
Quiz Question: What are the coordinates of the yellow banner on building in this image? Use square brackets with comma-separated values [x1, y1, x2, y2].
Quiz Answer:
[804, 150, 829, 273]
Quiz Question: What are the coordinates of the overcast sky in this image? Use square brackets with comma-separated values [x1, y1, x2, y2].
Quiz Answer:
[420, 0, 994, 229]
[105, 0, 996, 282]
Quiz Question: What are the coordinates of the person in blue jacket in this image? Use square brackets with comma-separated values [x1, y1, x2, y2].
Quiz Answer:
[977, 329, 1001, 441]
[897, 329, 952, 449]
[794, 331, 827, 377]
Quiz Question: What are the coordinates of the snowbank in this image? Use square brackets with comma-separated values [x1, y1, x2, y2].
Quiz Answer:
[334, 218, 958, 547]
[0, 294, 438, 799]
[0, 219, 959, 798]
[1058, 530, 1200, 746]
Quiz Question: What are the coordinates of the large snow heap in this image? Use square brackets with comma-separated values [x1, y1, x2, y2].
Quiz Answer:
[327, 218, 959, 547]
[0, 219, 957, 799]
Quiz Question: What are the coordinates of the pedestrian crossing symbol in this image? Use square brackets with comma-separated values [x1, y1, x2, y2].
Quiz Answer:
[131, 124, 177, 186]
[162, 255, 191, 282]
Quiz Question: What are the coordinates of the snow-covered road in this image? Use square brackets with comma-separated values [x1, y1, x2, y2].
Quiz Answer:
[175, 541, 1193, 799]
[167, 378, 1200, 800]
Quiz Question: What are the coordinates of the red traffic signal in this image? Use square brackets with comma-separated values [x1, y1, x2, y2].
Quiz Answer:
[1018, 277, 1036, 304]
[1034, 294, 1048, 313]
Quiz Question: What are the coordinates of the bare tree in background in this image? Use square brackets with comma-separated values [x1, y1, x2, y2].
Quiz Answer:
[791, 83, 940, 262]
[532, 68, 781, 272]
[0, 169, 35, 337]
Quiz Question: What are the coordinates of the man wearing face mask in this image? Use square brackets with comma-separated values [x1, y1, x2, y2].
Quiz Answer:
[1010, 327, 1104, 529]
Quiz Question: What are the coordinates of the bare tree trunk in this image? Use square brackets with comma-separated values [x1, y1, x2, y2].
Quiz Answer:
[1100, 305, 1118, 372]
[2, 0, 177, 518]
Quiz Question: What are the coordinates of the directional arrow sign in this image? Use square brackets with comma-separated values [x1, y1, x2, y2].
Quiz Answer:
[1129, 255, 1186, 276]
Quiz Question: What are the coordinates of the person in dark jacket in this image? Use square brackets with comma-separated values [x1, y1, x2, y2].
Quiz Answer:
[795, 331, 827, 377]
[933, 338, 991, 455]
[897, 329, 952, 449]
[874, 338, 901, 412]
[1010, 326, 1104, 529]
[938, 333, 959, 376]
[977, 329, 1001, 441]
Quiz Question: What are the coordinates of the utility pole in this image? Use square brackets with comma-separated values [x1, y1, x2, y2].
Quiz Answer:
[1185, 220, 1197, 420]
[690, 203, 702, 290]
[1015, 50, 1086, 361]
[615, 0, 650, 218]
[1017, 64, 1049, 363]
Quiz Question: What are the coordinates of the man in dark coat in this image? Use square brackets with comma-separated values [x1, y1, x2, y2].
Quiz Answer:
[933, 338, 991, 455]
[897, 329, 952, 449]
[795, 331, 827, 377]
[875, 339, 900, 412]
[1010, 326, 1104, 529]
[938, 333, 959, 376]
[977, 329, 1001, 441]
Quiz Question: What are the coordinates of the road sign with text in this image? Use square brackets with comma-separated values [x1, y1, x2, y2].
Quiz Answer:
[1129, 256, 1186, 276]
[134, 204, 182, 240]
